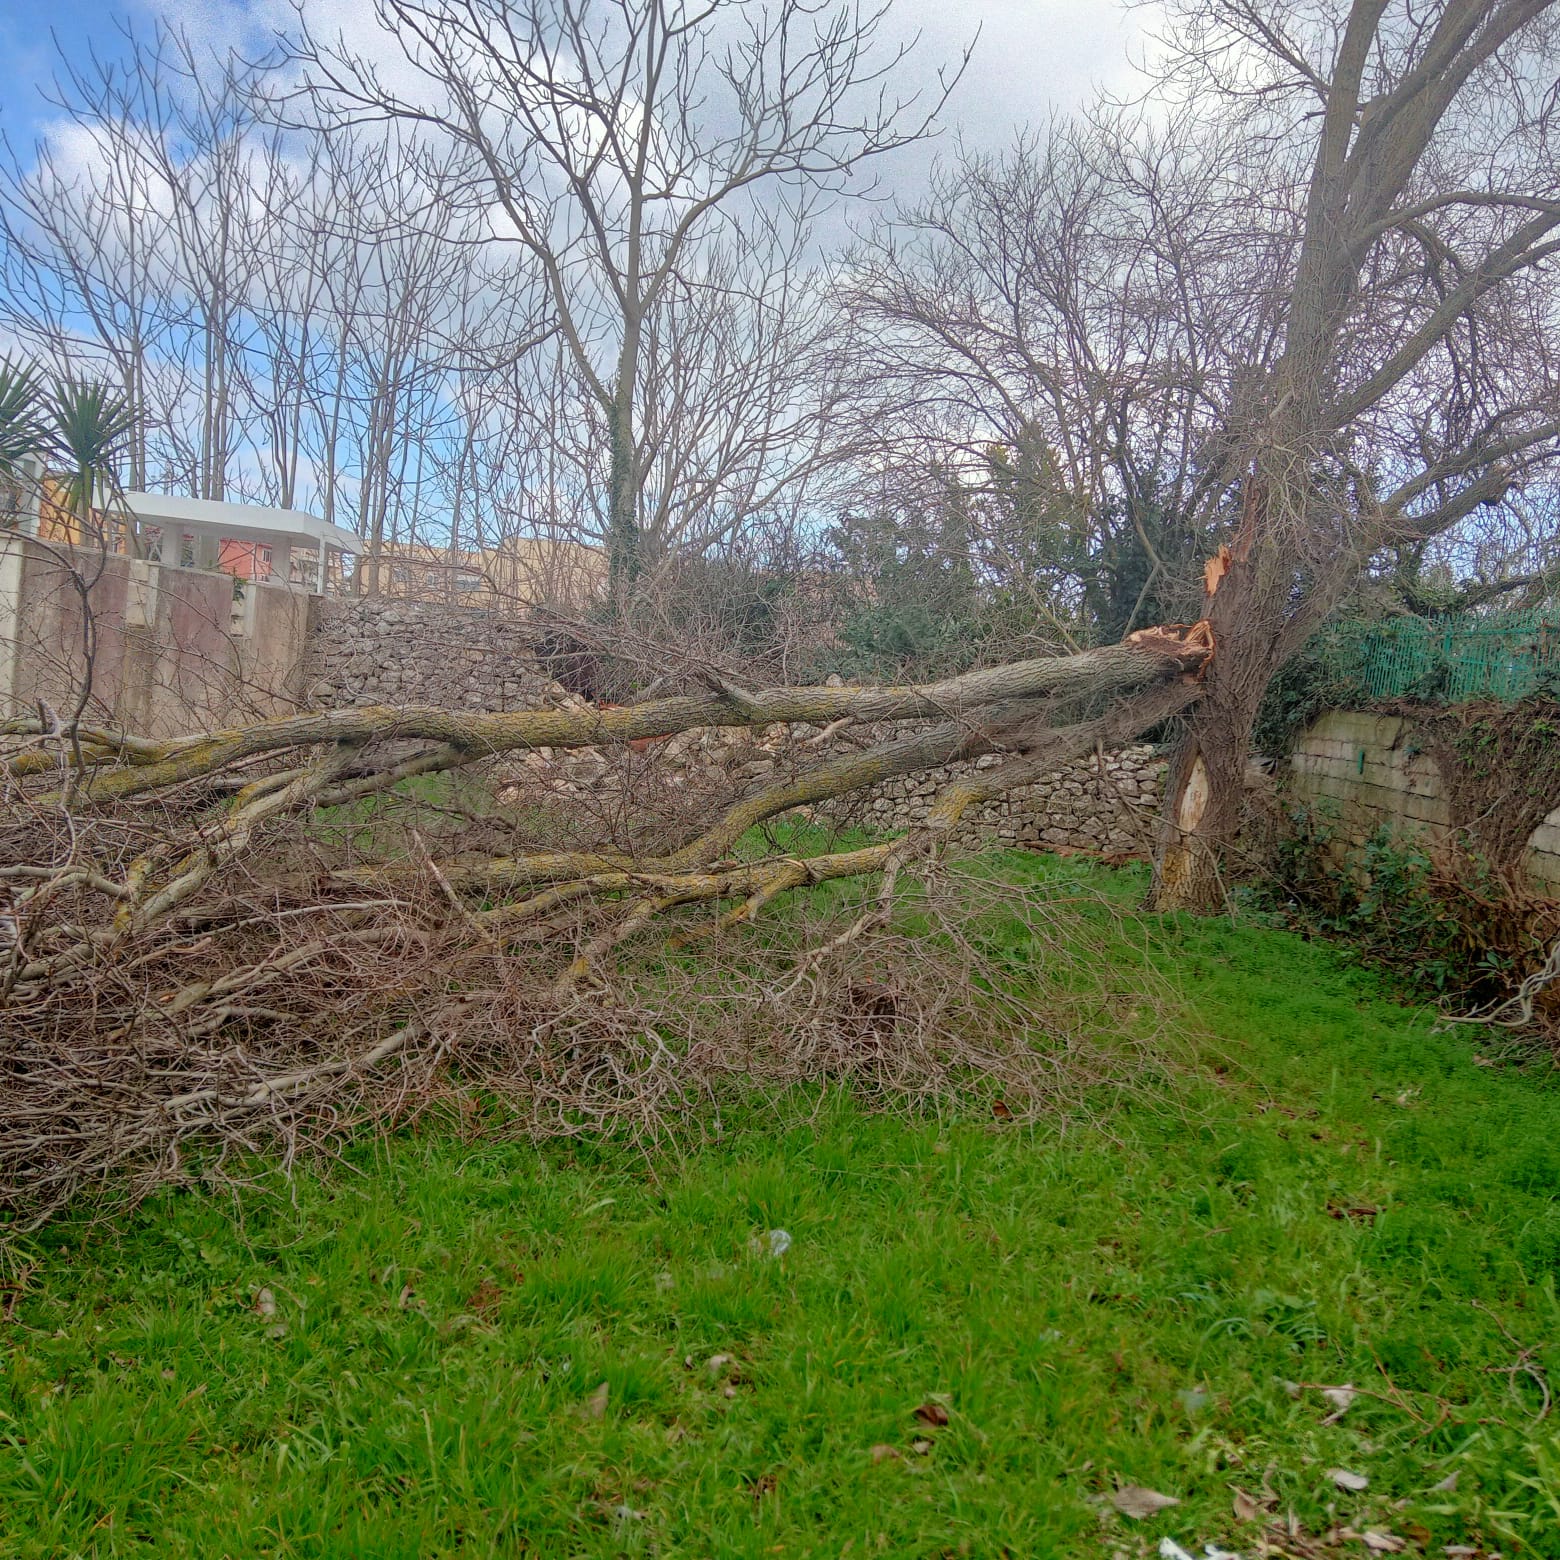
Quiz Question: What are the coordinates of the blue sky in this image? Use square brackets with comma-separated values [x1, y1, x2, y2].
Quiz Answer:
[0, 0, 1149, 162]
[1, 1, 148, 145]
[0, 0, 281, 150]
[0, 0, 1158, 540]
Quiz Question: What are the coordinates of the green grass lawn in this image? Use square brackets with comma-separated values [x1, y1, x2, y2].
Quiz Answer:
[4, 860, 1560, 1557]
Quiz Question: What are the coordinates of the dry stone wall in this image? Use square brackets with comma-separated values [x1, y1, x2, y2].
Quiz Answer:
[297, 600, 1560, 880]
[306, 597, 562, 710]
[303, 598, 1168, 856]
[500, 722, 1168, 858]
[828, 744, 1166, 855]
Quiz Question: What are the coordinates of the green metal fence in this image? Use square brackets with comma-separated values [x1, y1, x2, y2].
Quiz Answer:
[1323, 608, 1560, 704]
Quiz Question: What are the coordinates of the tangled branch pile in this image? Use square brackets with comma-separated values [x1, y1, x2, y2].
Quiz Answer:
[1, 627, 1211, 1224]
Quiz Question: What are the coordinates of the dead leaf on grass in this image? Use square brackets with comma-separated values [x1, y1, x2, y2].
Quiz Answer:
[868, 1444, 901, 1463]
[254, 1287, 277, 1318]
[584, 1380, 610, 1420]
[910, 1437, 933, 1455]
[1429, 1470, 1458, 1493]
[1232, 1485, 1276, 1522]
[1326, 1203, 1380, 1224]
[914, 1401, 950, 1428]
[1112, 1485, 1181, 1519]
[991, 1100, 1014, 1121]
[1353, 1531, 1405, 1553]
[465, 1279, 503, 1315]
[1327, 1467, 1369, 1492]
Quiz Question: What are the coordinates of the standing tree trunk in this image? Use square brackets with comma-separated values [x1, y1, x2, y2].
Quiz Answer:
[1150, 653, 1269, 911]
[1148, 476, 1297, 912]
[606, 392, 640, 602]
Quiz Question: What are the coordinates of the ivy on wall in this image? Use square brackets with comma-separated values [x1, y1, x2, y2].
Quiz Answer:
[1387, 699, 1560, 868]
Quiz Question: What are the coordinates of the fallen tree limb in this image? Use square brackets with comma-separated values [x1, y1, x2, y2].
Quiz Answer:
[0, 624, 1211, 1226]
[21, 635, 1210, 804]
[3, 627, 1210, 972]
[548, 678, 1201, 990]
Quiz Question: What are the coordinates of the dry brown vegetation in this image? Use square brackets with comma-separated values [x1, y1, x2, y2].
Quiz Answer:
[0, 627, 1210, 1225]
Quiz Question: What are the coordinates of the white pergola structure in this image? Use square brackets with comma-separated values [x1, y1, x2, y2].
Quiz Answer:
[120, 492, 359, 594]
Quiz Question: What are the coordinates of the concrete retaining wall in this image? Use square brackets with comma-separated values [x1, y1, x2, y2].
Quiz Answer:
[0, 533, 312, 736]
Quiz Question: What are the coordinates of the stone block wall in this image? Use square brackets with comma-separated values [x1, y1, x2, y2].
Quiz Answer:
[1287, 709, 1560, 889]
[1289, 712, 1449, 833]
[305, 597, 561, 710]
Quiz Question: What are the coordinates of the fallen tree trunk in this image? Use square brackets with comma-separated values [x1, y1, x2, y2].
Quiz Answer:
[6, 632, 1209, 803]
[3, 626, 1210, 976]
[0, 624, 1210, 1222]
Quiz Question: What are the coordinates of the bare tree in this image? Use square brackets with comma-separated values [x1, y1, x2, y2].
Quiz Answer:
[843, 3, 1560, 909]
[1139, 0, 1560, 909]
[0, 21, 550, 589]
[0, 24, 299, 506]
[0, 29, 176, 491]
[839, 109, 1294, 645]
[295, 0, 965, 598]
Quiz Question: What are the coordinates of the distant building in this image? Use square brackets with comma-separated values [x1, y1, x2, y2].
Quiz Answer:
[0, 460, 358, 595]
[122, 492, 360, 593]
[0, 459, 606, 611]
[373, 536, 607, 613]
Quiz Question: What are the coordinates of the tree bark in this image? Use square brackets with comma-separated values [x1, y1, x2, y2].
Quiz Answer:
[5, 625, 1214, 983]
[1147, 533, 1283, 912]
[28, 634, 1209, 805]
[1149, 689, 1257, 913]
[606, 398, 640, 600]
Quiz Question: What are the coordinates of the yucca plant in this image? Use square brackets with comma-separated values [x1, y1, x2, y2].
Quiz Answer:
[47, 376, 139, 553]
[0, 356, 47, 530]
[0, 356, 46, 476]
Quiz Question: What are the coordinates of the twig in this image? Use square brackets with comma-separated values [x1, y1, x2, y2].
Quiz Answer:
[1443, 934, 1560, 1029]
[1473, 1299, 1552, 1420]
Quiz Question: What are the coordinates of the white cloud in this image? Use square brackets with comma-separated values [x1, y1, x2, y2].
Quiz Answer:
[4, 1, 1155, 148]
[891, 0, 1156, 147]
